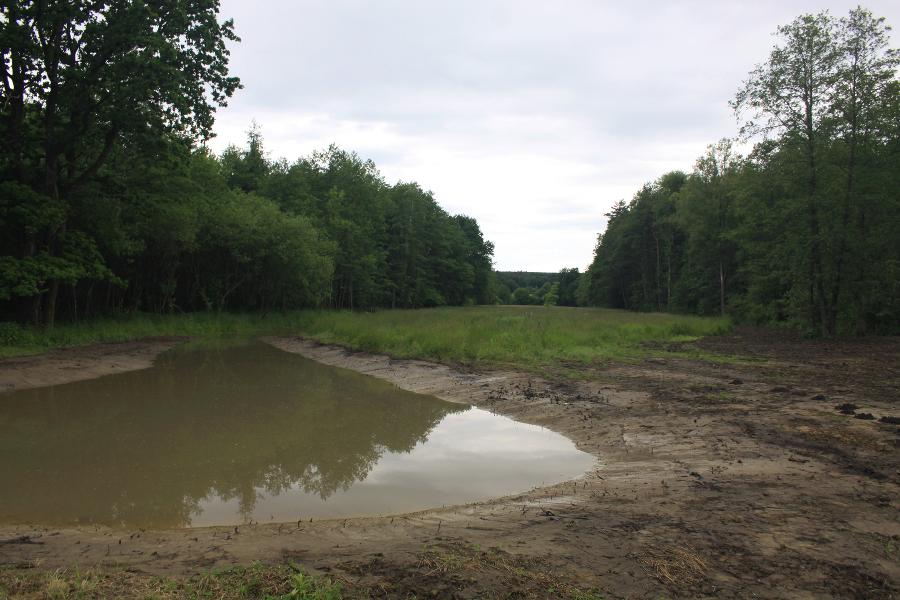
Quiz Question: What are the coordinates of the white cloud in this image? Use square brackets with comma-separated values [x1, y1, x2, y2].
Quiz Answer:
[210, 0, 900, 271]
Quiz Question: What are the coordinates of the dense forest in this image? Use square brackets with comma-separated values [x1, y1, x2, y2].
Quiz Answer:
[0, 1, 495, 329]
[495, 271, 581, 307]
[574, 8, 900, 335]
[3, 3, 898, 337]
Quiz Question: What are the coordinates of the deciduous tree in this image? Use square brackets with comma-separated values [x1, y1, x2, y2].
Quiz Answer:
[0, 0, 240, 328]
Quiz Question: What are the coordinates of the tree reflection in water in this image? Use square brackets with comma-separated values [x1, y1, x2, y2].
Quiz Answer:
[0, 340, 466, 529]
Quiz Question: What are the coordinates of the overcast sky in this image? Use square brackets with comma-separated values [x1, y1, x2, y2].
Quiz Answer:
[207, 0, 900, 272]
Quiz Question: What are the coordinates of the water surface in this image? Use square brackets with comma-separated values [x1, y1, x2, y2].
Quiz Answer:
[0, 339, 594, 528]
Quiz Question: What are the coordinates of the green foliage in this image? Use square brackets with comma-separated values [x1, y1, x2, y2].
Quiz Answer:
[730, 7, 900, 335]
[0, 5, 496, 326]
[0, 321, 28, 346]
[1, 125, 495, 321]
[555, 268, 581, 306]
[584, 7, 900, 335]
[220, 121, 272, 193]
[496, 271, 558, 294]
[383, 185, 493, 308]
[544, 282, 560, 307]
[586, 174, 687, 313]
[512, 287, 536, 305]
[0, 0, 241, 329]
[495, 282, 513, 304]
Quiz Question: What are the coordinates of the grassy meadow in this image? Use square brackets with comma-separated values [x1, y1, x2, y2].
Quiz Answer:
[0, 306, 732, 372]
[0, 312, 316, 358]
[292, 305, 732, 374]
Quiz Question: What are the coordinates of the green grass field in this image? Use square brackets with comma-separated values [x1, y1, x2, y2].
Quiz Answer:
[292, 305, 732, 374]
[0, 306, 732, 373]
[0, 312, 314, 358]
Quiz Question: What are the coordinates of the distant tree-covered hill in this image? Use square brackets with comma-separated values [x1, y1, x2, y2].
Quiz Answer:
[495, 270, 581, 306]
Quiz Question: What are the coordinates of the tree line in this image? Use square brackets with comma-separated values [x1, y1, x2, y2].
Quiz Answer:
[572, 8, 900, 335]
[494, 270, 581, 307]
[0, 1, 495, 329]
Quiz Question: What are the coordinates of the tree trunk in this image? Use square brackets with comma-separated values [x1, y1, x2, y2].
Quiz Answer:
[654, 231, 662, 312]
[817, 277, 829, 337]
[856, 294, 866, 336]
[719, 251, 725, 317]
[42, 279, 60, 329]
[802, 78, 830, 338]
[18, 294, 41, 328]
[855, 194, 868, 336]
[667, 231, 673, 308]
[807, 283, 816, 331]
[349, 264, 354, 313]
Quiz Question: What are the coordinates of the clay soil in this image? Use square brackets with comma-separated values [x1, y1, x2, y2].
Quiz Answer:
[2, 326, 900, 599]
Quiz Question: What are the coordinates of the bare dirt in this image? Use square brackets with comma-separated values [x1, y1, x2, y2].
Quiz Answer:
[0, 336, 193, 391]
[2, 326, 900, 599]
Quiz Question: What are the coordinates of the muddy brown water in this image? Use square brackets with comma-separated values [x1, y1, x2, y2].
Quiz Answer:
[0, 339, 593, 530]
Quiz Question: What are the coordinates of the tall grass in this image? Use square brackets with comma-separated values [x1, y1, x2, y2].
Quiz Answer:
[1, 306, 732, 371]
[292, 306, 732, 372]
[0, 312, 316, 358]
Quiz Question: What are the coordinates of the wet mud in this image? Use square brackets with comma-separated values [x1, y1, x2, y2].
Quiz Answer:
[0, 336, 192, 391]
[2, 326, 899, 599]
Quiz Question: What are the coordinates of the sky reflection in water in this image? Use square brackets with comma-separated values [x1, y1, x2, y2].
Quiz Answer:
[0, 339, 595, 528]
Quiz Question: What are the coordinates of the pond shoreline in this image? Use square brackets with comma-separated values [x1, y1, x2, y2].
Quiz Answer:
[2, 332, 899, 599]
[0, 336, 193, 392]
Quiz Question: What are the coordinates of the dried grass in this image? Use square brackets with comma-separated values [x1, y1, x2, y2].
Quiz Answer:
[637, 544, 707, 588]
[785, 419, 896, 452]
[414, 544, 583, 600]
[0, 562, 342, 600]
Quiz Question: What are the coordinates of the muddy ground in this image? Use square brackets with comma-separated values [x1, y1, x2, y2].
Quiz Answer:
[0, 336, 192, 391]
[1, 326, 899, 599]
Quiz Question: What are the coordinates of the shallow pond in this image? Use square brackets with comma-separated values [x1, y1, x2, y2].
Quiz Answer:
[0, 339, 594, 529]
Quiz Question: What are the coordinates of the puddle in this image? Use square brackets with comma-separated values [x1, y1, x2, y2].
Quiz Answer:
[0, 339, 594, 529]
